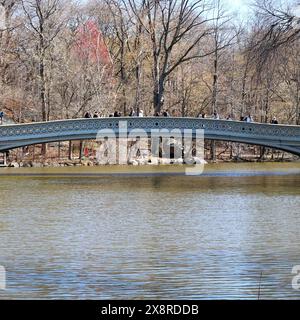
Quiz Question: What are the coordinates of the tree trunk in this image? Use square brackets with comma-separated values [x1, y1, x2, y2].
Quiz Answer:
[210, 57, 218, 162]
[153, 77, 165, 114]
[32, 145, 35, 161]
[120, 35, 127, 115]
[210, 140, 216, 161]
[79, 141, 83, 160]
[58, 142, 61, 159]
[259, 146, 266, 160]
[296, 82, 300, 125]
[212, 60, 218, 113]
[39, 33, 47, 155]
[68, 141, 72, 160]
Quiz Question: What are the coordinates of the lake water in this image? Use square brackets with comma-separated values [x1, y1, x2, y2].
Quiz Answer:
[0, 162, 300, 299]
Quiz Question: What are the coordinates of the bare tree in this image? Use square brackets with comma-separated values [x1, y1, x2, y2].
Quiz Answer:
[104, 0, 130, 114]
[279, 42, 300, 124]
[0, 1, 18, 83]
[127, 0, 219, 113]
[21, 0, 68, 122]
[210, 0, 236, 114]
[209, 0, 236, 160]
[250, 0, 300, 69]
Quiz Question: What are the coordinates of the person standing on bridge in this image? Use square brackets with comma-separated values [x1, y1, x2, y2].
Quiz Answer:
[0, 111, 4, 125]
[129, 107, 136, 117]
[245, 114, 253, 123]
[271, 116, 278, 124]
[212, 111, 219, 119]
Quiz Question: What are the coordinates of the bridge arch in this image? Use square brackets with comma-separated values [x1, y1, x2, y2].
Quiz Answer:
[0, 117, 299, 156]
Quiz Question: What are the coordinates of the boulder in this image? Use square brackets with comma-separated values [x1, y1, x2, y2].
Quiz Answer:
[9, 161, 19, 168]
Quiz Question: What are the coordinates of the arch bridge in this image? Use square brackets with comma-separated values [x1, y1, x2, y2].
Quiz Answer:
[0, 117, 299, 156]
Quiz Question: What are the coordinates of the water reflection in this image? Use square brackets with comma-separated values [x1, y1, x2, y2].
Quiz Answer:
[0, 163, 299, 299]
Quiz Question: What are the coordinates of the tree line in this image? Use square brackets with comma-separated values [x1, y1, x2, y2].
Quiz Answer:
[0, 0, 299, 126]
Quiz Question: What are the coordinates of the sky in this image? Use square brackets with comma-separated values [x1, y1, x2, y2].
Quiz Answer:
[0, 0, 299, 29]
[223, 0, 251, 17]
[225, 0, 250, 11]
[223, 0, 300, 21]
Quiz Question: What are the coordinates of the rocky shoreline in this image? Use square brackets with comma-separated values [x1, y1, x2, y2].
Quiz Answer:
[5, 156, 298, 168]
